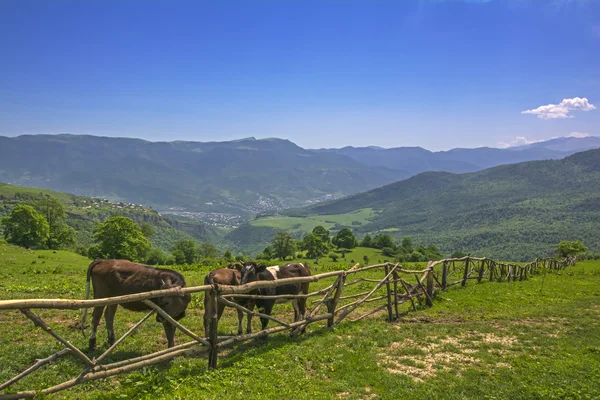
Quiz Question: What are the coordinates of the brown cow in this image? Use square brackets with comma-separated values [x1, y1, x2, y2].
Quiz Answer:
[81, 259, 191, 351]
[240, 262, 311, 336]
[203, 263, 254, 336]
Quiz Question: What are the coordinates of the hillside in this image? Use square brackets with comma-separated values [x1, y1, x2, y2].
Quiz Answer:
[0, 135, 398, 215]
[0, 182, 219, 252]
[1, 134, 598, 217]
[230, 149, 600, 260]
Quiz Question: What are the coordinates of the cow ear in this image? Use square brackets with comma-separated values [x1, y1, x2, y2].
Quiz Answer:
[161, 278, 173, 288]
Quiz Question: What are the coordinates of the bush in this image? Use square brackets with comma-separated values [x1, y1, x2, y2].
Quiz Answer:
[328, 253, 339, 262]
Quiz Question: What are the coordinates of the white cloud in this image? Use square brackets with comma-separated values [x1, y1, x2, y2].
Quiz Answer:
[521, 97, 596, 119]
[568, 132, 590, 138]
[498, 136, 542, 148]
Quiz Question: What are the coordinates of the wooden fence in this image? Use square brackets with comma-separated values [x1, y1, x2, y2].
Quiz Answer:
[0, 256, 576, 399]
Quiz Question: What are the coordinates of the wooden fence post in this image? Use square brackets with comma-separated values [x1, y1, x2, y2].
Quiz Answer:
[207, 288, 219, 369]
[327, 275, 345, 327]
[426, 263, 434, 307]
[488, 260, 495, 281]
[384, 264, 394, 321]
[477, 260, 485, 283]
[441, 261, 448, 289]
[461, 257, 470, 287]
[392, 270, 400, 319]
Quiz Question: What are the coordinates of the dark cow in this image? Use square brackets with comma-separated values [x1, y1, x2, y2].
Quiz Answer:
[240, 262, 311, 335]
[203, 263, 254, 336]
[81, 259, 192, 351]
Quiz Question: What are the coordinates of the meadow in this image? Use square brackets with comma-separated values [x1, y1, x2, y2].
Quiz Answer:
[1, 244, 599, 399]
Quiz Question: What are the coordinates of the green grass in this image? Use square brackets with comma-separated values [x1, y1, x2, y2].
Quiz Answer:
[1, 244, 599, 399]
[250, 208, 377, 234]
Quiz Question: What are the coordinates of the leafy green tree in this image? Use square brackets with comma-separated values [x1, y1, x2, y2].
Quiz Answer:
[363, 255, 369, 264]
[199, 242, 219, 259]
[146, 248, 168, 265]
[139, 222, 154, 238]
[556, 240, 588, 258]
[312, 226, 330, 245]
[382, 247, 397, 257]
[271, 232, 297, 260]
[328, 253, 339, 262]
[90, 216, 151, 261]
[451, 251, 467, 258]
[332, 228, 357, 249]
[257, 246, 273, 260]
[401, 236, 414, 253]
[302, 233, 328, 259]
[360, 235, 373, 248]
[1, 204, 50, 248]
[31, 195, 74, 249]
[373, 234, 395, 249]
[171, 239, 199, 264]
[223, 249, 234, 262]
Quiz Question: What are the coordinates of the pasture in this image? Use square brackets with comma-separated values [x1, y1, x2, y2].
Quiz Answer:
[249, 208, 377, 233]
[1, 244, 599, 399]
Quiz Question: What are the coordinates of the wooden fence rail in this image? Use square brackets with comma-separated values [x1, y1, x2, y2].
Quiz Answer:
[0, 256, 576, 399]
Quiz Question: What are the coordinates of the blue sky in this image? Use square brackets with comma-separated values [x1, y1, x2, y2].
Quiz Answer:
[1, 0, 598, 150]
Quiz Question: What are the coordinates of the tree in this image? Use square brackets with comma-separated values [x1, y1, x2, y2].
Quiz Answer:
[451, 251, 467, 258]
[401, 236, 414, 253]
[328, 253, 339, 262]
[382, 247, 397, 257]
[90, 216, 151, 261]
[302, 233, 328, 259]
[373, 234, 395, 250]
[332, 228, 357, 249]
[199, 242, 219, 259]
[223, 250, 234, 262]
[139, 222, 154, 238]
[363, 255, 369, 264]
[556, 241, 587, 258]
[171, 239, 199, 264]
[1, 204, 50, 248]
[146, 248, 167, 265]
[31, 195, 74, 249]
[312, 226, 330, 245]
[360, 235, 373, 248]
[271, 232, 297, 260]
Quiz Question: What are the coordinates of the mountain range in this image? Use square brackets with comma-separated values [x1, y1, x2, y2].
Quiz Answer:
[0, 134, 599, 218]
[231, 148, 600, 260]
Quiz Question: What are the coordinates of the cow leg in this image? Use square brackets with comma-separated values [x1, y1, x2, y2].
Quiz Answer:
[236, 309, 244, 335]
[88, 306, 105, 351]
[245, 301, 254, 334]
[258, 301, 273, 336]
[298, 297, 307, 334]
[104, 304, 118, 346]
[292, 299, 301, 322]
[162, 321, 176, 348]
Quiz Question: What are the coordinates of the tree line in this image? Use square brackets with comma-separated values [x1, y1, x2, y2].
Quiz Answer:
[1, 199, 590, 265]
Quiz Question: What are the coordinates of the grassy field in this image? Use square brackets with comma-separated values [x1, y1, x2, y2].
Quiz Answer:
[1, 244, 599, 399]
[250, 208, 378, 234]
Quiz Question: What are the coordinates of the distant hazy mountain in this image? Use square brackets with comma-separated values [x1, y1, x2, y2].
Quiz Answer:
[1, 134, 597, 216]
[0, 134, 398, 214]
[510, 136, 600, 153]
[315, 136, 600, 177]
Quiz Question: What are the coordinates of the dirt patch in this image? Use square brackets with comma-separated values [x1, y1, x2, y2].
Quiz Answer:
[378, 331, 518, 382]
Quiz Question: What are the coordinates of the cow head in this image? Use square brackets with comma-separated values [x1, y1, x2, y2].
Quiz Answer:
[155, 278, 192, 323]
[226, 263, 244, 273]
[240, 262, 267, 285]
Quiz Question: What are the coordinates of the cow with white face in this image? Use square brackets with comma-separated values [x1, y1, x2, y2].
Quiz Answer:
[240, 262, 311, 335]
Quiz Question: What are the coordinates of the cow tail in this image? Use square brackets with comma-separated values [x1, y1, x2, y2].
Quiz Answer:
[80, 259, 101, 337]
